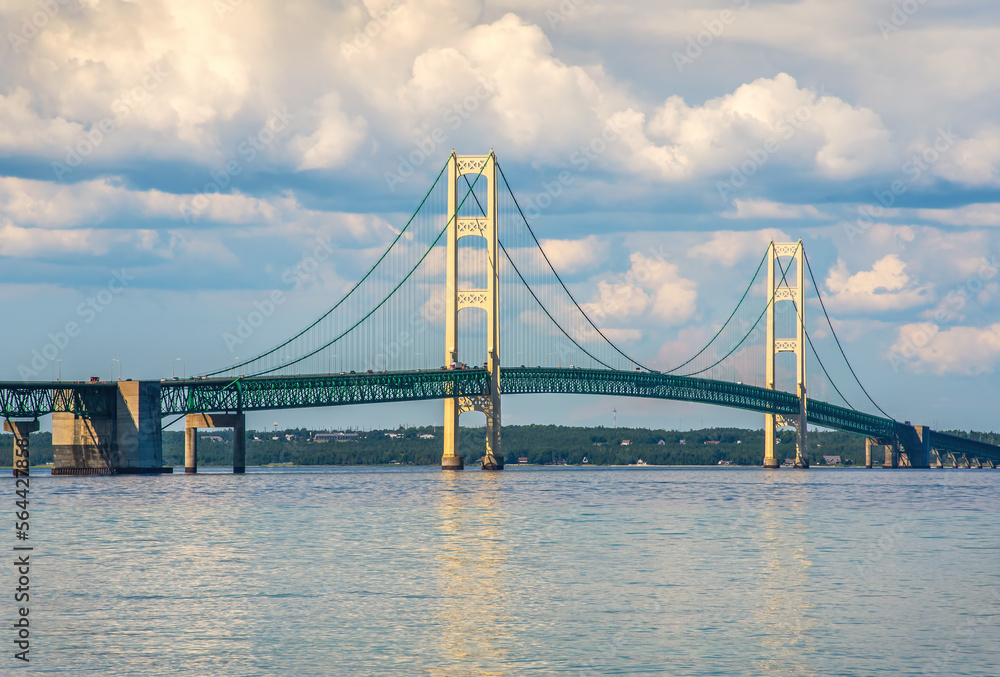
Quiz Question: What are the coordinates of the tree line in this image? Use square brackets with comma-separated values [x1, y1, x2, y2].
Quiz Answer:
[7, 425, 997, 468]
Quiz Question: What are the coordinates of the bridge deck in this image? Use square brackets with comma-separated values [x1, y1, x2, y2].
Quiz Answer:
[161, 367, 895, 438]
[3, 369, 997, 462]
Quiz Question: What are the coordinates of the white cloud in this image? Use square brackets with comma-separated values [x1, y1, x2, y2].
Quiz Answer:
[722, 199, 826, 220]
[891, 323, 1000, 376]
[0, 219, 156, 258]
[291, 94, 368, 170]
[461, 14, 605, 151]
[932, 126, 1000, 186]
[915, 203, 1000, 227]
[583, 251, 696, 325]
[538, 235, 605, 274]
[612, 73, 894, 181]
[0, 176, 399, 255]
[688, 228, 788, 266]
[824, 254, 931, 312]
[602, 328, 642, 343]
[0, 88, 84, 156]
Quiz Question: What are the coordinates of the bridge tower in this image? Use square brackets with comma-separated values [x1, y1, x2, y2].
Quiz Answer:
[763, 240, 809, 469]
[441, 151, 503, 471]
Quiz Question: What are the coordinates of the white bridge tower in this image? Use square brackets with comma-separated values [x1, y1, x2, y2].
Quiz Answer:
[763, 240, 809, 469]
[441, 152, 503, 470]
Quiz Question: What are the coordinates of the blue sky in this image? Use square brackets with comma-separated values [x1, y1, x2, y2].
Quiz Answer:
[2, 0, 999, 433]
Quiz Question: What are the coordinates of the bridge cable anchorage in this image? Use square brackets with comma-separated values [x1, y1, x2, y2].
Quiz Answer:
[662, 249, 768, 375]
[772, 251, 857, 411]
[199, 155, 454, 378]
[494, 160, 652, 372]
[235, 157, 491, 378]
[802, 250, 893, 419]
[461, 172, 620, 371]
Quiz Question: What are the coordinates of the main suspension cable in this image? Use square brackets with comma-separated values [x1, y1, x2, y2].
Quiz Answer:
[802, 250, 892, 419]
[201, 156, 453, 377]
[495, 160, 651, 372]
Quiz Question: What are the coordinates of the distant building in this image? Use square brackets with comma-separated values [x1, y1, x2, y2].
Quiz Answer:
[704, 440, 720, 445]
[679, 439, 686, 445]
[384, 432, 403, 439]
[418, 433, 435, 439]
[314, 432, 359, 442]
[620, 440, 631, 446]
[657, 439, 665, 445]
[200, 435, 224, 443]
[517, 457, 528, 464]
[823, 455, 842, 465]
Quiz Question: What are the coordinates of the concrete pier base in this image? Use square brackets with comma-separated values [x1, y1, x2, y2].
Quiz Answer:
[908, 426, 932, 468]
[481, 453, 503, 471]
[185, 413, 246, 474]
[882, 445, 898, 468]
[52, 381, 168, 474]
[5, 419, 39, 476]
[763, 458, 780, 469]
[441, 455, 464, 471]
[865, 438, 873, 468]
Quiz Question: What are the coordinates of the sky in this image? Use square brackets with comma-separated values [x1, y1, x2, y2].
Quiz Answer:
[2, 0, 999, 434]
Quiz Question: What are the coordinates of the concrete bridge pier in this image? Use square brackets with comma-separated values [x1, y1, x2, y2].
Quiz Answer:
[52, 381, 167, 475]
[882, 441, 899, 468]
[184, 425, 197, 473]
[5, 419, 39, 476]
[185, 413, 246, 473]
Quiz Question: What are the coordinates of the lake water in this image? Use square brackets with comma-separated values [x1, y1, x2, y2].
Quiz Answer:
[13, 466, 1000, 676]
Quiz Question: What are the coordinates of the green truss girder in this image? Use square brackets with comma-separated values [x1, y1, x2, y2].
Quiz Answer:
[159, 369, 492, 415]
[0, 370, 984, 459]
[157, 367, 898, 439]
[808, 400, 896, 438]
[0, 382, 117, 419]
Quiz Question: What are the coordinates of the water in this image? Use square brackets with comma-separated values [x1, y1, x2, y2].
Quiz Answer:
[12, 467, 1000, 675]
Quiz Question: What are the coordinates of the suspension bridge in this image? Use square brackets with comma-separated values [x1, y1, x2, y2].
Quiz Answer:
[3, 151, 998, 474]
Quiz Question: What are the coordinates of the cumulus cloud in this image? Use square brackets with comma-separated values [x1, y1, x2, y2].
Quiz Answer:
[932, 126, 1000, 186]
[0, 88, 85, 156]
[0, 176, 400, 256]
[611, 73, 894, 182]
[291, 94, 368, 170]
[538, 235, 605, 274]
[891, 323, 1000, 376]
[583, 252, 696, 325]
[458, 14, 606, 152]
[0, 219, 159, 258]
[824, 254, 931, 312]
[687, 228, 788, 266]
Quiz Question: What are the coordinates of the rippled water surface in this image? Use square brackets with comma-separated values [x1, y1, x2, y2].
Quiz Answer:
[13, 467, 1000, 675]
